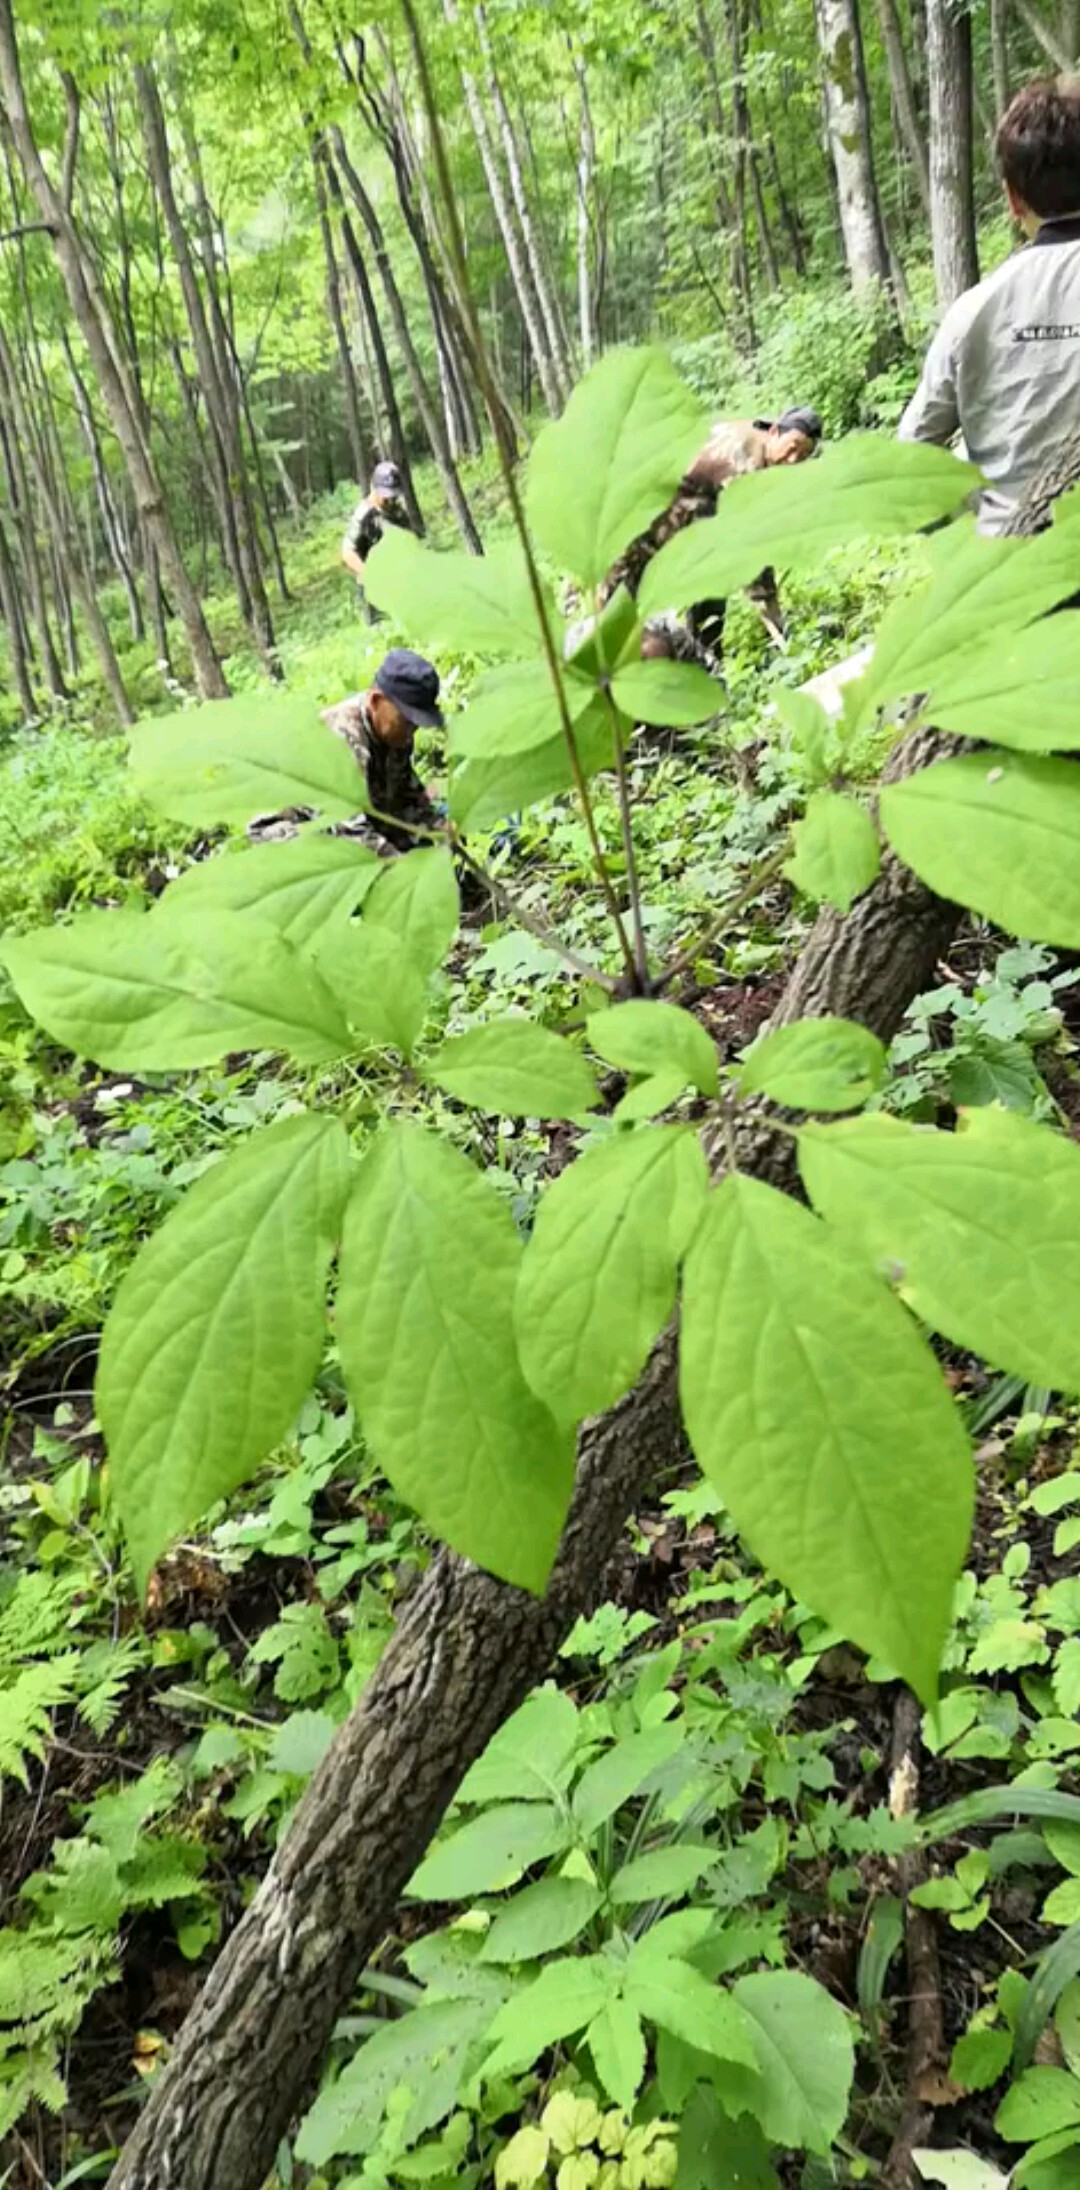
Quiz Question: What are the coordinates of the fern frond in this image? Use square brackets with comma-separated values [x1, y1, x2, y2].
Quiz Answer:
[84, 1755, 184, 1863]
[0, 1656, 80, 1787]
[76, 1633, 149, 1735]
[0, 1927, 110, 2046]
[120, 1831, 207, 1910]
[0, 2047, 68, 2140]
[0, 1571, 83, 1669]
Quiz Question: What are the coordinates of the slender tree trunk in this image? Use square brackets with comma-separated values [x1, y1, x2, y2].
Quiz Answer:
[573, 51, 597, 367]
[64, 337, 145, 641]
[0, 8, 226, 697]
[140, 521, 175, 682]
[814, 0, 891, 297]
[0, 319, 133, 725]
[0, 509, 36, 719]
[0, 400, 66, 697]
[991, 0, 1011, 118]
[926, 0, 979, 306]
[330, 126, 482, 551]
[475, 1, 573, 401]
[134, 61, 279, 676]
[319, 141, 422, 528]
[511, 85, 577, 371]
[875, 0, 931, 218]
[909, 0, 929, 133]
[760, 100, 809, 274]
[52, 543, 78, 679]
[442, 0, 561, 416]
[313, 149, 370, 484]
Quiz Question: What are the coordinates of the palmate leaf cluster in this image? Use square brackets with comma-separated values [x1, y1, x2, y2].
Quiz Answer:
[6, 346, 1080, 1718]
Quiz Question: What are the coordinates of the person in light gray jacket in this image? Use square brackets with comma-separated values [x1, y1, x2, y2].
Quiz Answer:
[899, 77, 1080, 533]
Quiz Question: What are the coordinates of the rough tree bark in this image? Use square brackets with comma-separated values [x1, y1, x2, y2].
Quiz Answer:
[0, 4, 227, 697]
[926, 0, 980, 305]
[814, 0, 891, 298]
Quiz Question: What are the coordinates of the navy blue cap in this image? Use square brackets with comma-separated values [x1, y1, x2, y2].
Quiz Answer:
[374, 648, 444, 729]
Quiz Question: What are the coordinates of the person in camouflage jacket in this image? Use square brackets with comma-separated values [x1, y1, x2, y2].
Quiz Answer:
[601, 407, 822, 666]
[249, 649, 442, 855]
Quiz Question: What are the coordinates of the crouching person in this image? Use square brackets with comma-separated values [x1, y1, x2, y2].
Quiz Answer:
[249, 648, 444, 854]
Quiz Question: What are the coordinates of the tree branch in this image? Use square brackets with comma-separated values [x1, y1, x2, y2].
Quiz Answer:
[0, 218, 55, 242]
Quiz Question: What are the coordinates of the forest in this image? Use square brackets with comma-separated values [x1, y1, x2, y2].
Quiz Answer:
[7, 0, 1080, 2187]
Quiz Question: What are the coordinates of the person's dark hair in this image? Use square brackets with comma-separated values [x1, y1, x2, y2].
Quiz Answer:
[996, 77, 1080, 218]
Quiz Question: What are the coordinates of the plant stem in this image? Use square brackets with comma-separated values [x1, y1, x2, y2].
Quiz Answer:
[449, 835, 616, 987]
[358, 799, 612, 985]
[397, 0, 636, 985]
[603, 687, 649, 993]
[655, 841, 790, 993]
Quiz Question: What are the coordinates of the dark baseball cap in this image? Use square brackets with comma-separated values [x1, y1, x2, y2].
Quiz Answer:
[374, 648, 444, 729]
[372, 459, 404, 493]
[775, 405, 823, 442]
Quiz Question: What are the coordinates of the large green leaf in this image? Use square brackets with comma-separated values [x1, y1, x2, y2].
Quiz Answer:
[309, 919, 429, 1059]
[450, 698, 613, 829]
[846, 514, 1080, 733]
[573, 1722, 685, 1834]
[588, 1997, 646, 2111]
[160, 836, 380, 949]
[730, 1971, 855, 2157]
[336, 1125, 575, 1592]
[611, 658, 722, 727]
[624, 1953, 758, 2068]
[679, 1174, 974, 1702]
[481, 1877, 602, 1965]
[295, 1994, 492, 2167]
[638, 437, 979, 619]
[459, 1688, 580, 1805]
[483, 1956, 618, 2077]
[677, 2087, 780, 2190]
[1, 910, 350, 1070]
[426, 1018, 600, 1120]
[526, 347, 707, 586]
[516, 1127, 709, 1424]
[920, 615, 1080, 750]
[995, 2067, 1080, 2142]
[365, 524, 552, 656]
[880, 751, 1080, 946]
[587, 1001, 719, 1096]
[128, 693, 365, 825]
[609, 1846, 717, 1905]
[785, 791, 880, 911]
[738, 1017, 887, 1112]
[406, 1801, 568, 1901]
[363, 846, 459, 980]
[96, 1114, 351, 1591]
[449, 661, 596, 759]
[799, 1107, 1080, 1394]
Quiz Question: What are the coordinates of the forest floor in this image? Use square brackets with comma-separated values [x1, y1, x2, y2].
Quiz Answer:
[2, 471, 1080, 2190]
